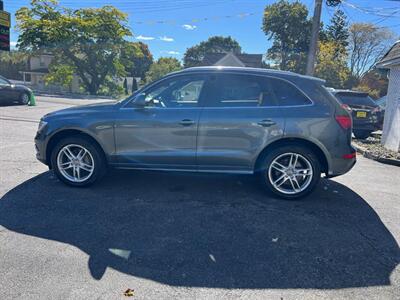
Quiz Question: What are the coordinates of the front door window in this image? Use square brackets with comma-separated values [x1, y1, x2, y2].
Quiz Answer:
[143, 76, 205, 108]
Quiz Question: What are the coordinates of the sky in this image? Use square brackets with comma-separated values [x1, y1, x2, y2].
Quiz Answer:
[3, 0, 400, 60]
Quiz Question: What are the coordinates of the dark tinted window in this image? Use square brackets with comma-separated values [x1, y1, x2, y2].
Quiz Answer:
[210, 74, 277, 107]
[335, 93, 377, 107]
[270, 78, 312, 106]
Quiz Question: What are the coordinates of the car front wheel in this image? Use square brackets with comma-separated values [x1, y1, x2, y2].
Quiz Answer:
[259, 146, 321, 200]
[20, 92, 30, 105]
[51, 136, 106, 187]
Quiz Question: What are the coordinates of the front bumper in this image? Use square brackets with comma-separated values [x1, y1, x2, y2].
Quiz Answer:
[34, 131, 48, 165]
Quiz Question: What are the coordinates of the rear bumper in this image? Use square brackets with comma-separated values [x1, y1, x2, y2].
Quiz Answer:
[326, 157, 356, 178]
[353, 119, 380, 131]
[326, 144, 357, 178]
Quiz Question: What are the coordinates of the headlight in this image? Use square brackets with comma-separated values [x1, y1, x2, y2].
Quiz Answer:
[38, 120, 48, 132]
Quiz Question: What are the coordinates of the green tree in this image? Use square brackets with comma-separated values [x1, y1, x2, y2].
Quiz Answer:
[262, 0, 312, 73]
[183, 36, 241, 67]
[121, 41, 153, 79]
[0, 51, 29, 80]
[16, 0, 132, 95]
[123, 77, 128, 95]
[145, 57, 181, 84]
[315, 41, 350, 88]
[131, 78, 138, 93]
[45, 63, 75, 89]
[326, 9, 349, 51]
[355, 69, 388, 99]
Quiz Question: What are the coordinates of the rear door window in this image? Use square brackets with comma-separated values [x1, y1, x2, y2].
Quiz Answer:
[207, 74, 277, 107]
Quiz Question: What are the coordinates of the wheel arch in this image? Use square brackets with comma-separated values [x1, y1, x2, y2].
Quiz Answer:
[46, 129, 107, 169]
[254, 138, 329, 174]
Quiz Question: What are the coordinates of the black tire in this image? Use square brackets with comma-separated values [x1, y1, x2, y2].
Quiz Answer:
[353, 130, 371, 140]
[258, 145, 321, 200]
[50, 136, 107, 187]
[19, 92, 30, 105]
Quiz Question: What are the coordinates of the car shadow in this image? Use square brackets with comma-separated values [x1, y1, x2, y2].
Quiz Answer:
[0, 102, 25, 107]
[0, 170, 398, 289]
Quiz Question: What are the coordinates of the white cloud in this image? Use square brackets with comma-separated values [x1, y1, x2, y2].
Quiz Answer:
[182, 24, 197, 30]
[136, 35, 155, 41]
[160, 50, 180, 55]
[10, 41, 17, 48]
[159, 36, 174, 42]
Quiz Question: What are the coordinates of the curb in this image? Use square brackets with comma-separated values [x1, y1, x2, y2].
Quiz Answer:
[353, 144, 400, 167]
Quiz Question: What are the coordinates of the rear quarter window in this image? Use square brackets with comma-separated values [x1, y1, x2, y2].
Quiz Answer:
[269, 78, 312, 106]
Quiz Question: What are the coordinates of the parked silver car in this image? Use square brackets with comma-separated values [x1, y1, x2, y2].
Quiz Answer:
[35, 67, 356, 199]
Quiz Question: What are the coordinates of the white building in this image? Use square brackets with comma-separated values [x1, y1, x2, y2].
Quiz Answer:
[376, 41, 400, 152]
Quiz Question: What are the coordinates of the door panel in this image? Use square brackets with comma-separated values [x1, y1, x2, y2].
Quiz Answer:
[114, 74, 208, 170]
[197, 74, 285, 172]
[197, 107, 284, 172]
[115, 108, 201, 169]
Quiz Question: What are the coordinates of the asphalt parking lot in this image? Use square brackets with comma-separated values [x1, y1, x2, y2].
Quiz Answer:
[0, 98, 399, 299]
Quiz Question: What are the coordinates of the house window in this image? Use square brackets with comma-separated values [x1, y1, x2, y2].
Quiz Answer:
[39, 56, 45, 67]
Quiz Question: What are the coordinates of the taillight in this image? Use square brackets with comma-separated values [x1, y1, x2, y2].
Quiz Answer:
[343, 152, 356, 159]
[335, 115, 352, 129]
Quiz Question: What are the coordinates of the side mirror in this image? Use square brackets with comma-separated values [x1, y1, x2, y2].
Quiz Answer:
[133, 93, 146, 107]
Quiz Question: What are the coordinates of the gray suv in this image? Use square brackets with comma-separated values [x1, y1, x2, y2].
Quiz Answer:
[35, 67, 356, 199]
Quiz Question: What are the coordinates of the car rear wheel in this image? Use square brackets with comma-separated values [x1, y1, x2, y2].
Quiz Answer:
[20, 92, 30, 105]
[51, 136, 106, 187]
[353, 130, 371, 140]
[258, 145, 321, 200]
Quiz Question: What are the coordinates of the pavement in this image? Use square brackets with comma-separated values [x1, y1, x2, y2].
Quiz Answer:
[0, 97, 399, 299]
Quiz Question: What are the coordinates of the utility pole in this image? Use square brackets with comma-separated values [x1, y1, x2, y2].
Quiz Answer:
[306, 0, 323, 76]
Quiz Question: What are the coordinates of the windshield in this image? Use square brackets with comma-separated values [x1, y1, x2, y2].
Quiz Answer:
[0, 76, 10, 85]
[335, 93, 377, 107]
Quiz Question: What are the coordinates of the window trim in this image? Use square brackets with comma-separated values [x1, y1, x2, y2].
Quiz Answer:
[121, 71, 314, 110]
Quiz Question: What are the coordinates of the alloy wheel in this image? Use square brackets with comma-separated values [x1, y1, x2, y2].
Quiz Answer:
[57, 144, 95, 183]
[268, 152, 313, 195]
[21, 93, 30, 104]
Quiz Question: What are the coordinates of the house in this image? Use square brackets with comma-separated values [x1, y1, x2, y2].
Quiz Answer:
[376, 41, 400, 152]
[20, 54, 136, 94]
[20, 54, 81, 93]
[199, 52, 263, 68]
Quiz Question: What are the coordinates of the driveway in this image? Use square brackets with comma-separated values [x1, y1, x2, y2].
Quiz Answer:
[0, 98, 399, 299]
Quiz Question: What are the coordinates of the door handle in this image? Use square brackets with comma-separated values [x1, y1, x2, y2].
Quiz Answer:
[179, 119, 195, 126]
[257, 119, 276, 127]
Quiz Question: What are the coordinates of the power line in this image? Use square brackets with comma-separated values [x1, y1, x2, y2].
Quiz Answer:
[341, 0, 400, 18]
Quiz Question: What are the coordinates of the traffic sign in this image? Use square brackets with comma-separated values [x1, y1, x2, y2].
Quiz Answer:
[0, 11, 10, 27]
[0, 10, 10, 51]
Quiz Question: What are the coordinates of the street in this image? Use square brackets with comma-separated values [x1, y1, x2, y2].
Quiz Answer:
[0, 97, 399, 299]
